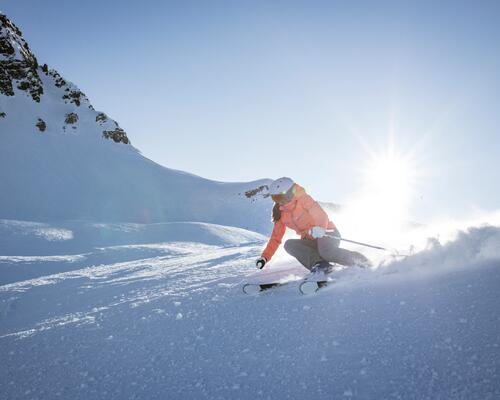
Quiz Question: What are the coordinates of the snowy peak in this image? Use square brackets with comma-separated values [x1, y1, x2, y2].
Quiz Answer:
[0, 12, 129, 144]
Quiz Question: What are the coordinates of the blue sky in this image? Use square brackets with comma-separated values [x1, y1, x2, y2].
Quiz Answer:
[3, 1, 500, 222]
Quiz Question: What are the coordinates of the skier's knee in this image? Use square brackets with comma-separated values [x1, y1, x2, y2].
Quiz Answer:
[317, 237, 339, 260]
[317, 247, 331, 260]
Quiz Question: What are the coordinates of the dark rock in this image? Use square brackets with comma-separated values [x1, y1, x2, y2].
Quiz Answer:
[0, 35, 15, 55]
[17, 81, 29, 90]
[96, 112, 108, 123]
[0, 14, 22, 37]
[102, 128, 130, 145]
[36, 118, 46, 132]
[0, 111, 6, 118]
[65, 112, 78, 124]
[48, 70, 66, 88]
[1, 59, 44, 101]
[0, 67, 14, 96]
[0, 13, 43, 102]
[244, 185, 270, 199]
[62, 89, 84, 106]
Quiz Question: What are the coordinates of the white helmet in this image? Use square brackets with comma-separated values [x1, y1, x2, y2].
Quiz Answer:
[269, 177, 294, 195]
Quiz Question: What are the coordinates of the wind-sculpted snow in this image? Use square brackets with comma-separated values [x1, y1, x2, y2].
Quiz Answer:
[1, 223, 499, 399]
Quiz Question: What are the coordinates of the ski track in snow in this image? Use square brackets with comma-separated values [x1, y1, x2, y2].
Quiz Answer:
[0, 242, 258, 339]
[1, 224, 500, 399]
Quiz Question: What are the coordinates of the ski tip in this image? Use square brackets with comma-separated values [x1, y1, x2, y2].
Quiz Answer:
[299, 280, 320, 295]
[242, 283, 281, 295]
[242, 283, 261, 295]
[299, 280, 330, 295]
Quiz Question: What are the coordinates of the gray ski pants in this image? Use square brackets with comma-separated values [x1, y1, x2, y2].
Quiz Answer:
[284, 234, 341, 271]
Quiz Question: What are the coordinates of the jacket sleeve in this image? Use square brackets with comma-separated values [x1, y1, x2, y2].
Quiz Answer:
[302, 194, 330, 229]
[262, 220, 286, 261]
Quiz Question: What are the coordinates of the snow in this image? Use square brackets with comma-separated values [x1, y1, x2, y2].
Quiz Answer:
[1, 219, 499, 399]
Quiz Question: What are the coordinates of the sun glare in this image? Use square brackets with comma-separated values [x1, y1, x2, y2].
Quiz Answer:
[365, 152, 416, 206]
[337, 143, 420, 248]
[362, 149, 418, 225]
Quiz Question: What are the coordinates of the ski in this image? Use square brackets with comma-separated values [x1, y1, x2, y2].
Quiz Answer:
[298, 279, 330, 295]
[242, 282, 285, 294]
[298, 265, 342, 294]
[242, 265, 307, 295]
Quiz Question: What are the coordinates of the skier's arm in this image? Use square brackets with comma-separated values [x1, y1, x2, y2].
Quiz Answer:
[302, 195, 330, 229]
[261, 220, 286, 262]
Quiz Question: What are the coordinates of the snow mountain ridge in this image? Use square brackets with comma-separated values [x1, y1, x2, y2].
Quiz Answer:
[0, 12, 272, 233]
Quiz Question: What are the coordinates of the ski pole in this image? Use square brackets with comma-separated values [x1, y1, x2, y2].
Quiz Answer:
[326, 231, 388, 251]
[326, 231, 410, 257]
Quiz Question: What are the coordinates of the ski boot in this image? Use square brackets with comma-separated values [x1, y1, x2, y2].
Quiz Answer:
[311, 261, 334, 289]
[310, 261, 334, 275]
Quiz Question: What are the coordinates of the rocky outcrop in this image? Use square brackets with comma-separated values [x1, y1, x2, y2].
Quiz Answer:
[36, 118, 46, 132]
[97, 112, 130, 144]
[62, 88, 84, 106]
[0, 14, 43, 102]
[48, 69, 66, 88]
[46, 69, 88, 108]
[64, 112, 78, 124]
[103, 127, 129, 144]
[244, 185, 269, 199]
[96, 112, 108, 124]
[241, 185, 270, 204]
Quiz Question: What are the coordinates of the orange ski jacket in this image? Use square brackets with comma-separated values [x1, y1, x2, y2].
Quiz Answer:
[261, 184, 336, 261]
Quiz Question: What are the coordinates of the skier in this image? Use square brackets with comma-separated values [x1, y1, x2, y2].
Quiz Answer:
[255, 177, 370, 272]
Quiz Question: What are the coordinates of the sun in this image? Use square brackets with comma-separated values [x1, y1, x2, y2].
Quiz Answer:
[337, 143, 421, 244]
[364, 151, 417, 207]
[361, 146, 419, 225]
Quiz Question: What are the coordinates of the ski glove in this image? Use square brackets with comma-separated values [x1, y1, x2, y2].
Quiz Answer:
[309, 226, 326, 239]
[256, 257, 267, 269]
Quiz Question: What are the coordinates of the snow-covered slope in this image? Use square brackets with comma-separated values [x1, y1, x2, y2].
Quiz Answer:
[1, 221, 499, 399]
[0, 218, 266, 284]
[0, 13, 272, 233]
